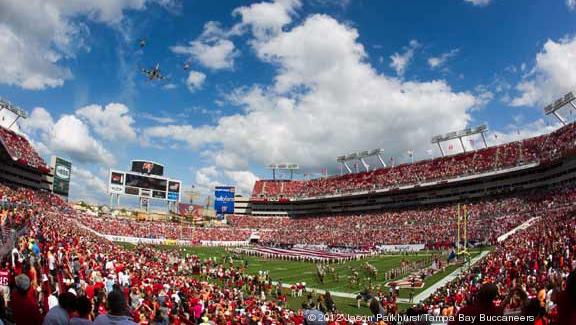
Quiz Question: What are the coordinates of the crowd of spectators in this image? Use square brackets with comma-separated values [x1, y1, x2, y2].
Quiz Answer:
[418, 205, 576, 324]
[0, 184, 323, 324]
[252, 123, 576, 200]
[77, 217, 252, 243]
[0, 180, 573, 324]
[0, 126, 49, 172]
[74, 187, 576, 250]
[229, 188, 576, 248]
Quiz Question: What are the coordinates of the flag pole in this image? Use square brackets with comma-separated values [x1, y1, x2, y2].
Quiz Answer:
[456, 204, 461, 256]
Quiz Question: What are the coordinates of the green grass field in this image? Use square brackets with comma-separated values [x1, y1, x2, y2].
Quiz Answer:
[115, 243, 486, 315]
[162, 246, 426, 291]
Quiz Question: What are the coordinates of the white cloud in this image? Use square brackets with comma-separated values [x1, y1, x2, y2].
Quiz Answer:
[567, 0, 576, 10]
[0, 0, 171, 90]
[23, 107, 115, 166]
[224, 170, 259, 195]
[204, 150, 248, 170]
[473, 85, 494, 109]
[511, 36, 576, 107]
[76, 103, 137, 141]
[171, 22, 239, 70]
[20, 107, 54, 133]
[143, 124, 216, 148]
[192, 165, 258, 196]
[162, 83, 178, 90]
[140, 113, 176, 124]
[69, 166, 108, 203]
[428, 49, 459, 69]
[233, 0, 302, 40]
[464, 0, 491, 6]
[390, 40, 420, 77]
[194, 166, 221, 191]
[490, 119, 560, 145]
[49, 115, 115, 165]
[186, 71, 206, 92]
[145, 14, 476, 170]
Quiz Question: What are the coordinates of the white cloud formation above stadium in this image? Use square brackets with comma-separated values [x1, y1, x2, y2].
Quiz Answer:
[186, 71, 207, 92]
[511, 35, 576, 107]
[19, 104, 137, 166]
[464, 0, 491, 6]
[170, 22, 240, 70]
[0, 0, 175, 90]
[428, 49, 460, 69]
[144, 2, 478, 171]
[390, 40, 421, 77]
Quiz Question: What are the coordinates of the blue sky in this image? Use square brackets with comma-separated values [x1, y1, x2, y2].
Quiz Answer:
[1, 0, 576, 204]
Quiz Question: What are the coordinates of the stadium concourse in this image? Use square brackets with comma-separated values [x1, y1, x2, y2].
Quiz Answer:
[0, 121, 575, 325]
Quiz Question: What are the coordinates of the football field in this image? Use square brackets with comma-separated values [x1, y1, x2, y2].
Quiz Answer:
[171, 246, 481, 297]
[117, 243, 484, 315]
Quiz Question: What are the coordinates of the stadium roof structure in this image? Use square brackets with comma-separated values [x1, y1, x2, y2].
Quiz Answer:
[266, 162, 299, 180]
[0, 98, 27, 129]
[337, 148, 386, 174]
[431, 124, 489, 157]
[544, 91, 576, 125]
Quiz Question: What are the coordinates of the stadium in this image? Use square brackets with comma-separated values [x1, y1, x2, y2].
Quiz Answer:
[1, 90, 575, 324]
[1, 1, 576, 325]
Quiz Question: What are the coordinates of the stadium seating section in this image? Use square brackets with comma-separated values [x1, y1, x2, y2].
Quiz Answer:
[1, 180, 575, 323]
[0, 126, 49, 173]
[251, 123, 576, 200]
[0, 121, 574, 323]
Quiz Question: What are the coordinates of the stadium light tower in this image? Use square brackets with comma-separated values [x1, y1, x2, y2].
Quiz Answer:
[336, 148, 386, 175]
[266, 163, 299, 180]
[336, 155, 352, 174]
[0, 98, 28, 129]
[431, 124, 489, 157]
[543, 91, 575, 125]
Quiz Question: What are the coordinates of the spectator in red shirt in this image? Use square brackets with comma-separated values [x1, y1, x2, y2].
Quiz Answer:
[450, 283, 501, 325]
[555, 271, 576, 325]
[11, 274, 42, 325]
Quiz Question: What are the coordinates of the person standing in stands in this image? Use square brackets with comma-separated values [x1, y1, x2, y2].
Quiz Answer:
[93, 289, 137, 325]
[555, 271, 576, 325]
[11, 274, 42, 325]
[70, 295, 93, 325]
[43, 292, 76, 325]
[449, 283, 502, 325]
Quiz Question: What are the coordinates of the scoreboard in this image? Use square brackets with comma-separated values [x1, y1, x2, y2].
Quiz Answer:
[131, 160, 164, 176]
[108, 170, 180, 202]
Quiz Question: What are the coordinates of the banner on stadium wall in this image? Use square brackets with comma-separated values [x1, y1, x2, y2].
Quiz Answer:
[101, 234, 193, 246]
[376, 244, 425, 252]
[214, 186, 235, 219]
[178, 203, 203, 220]
[200, 240, 248, 247]
[52, 156, 72, 196]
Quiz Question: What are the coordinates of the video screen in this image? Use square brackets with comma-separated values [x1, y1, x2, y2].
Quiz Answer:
[131, 161, 164, 176]
[110, 172, 124, 185]
[168, 181, 180, 192]
[124, 187, 139, 196]
[125, 173, 167, 191]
